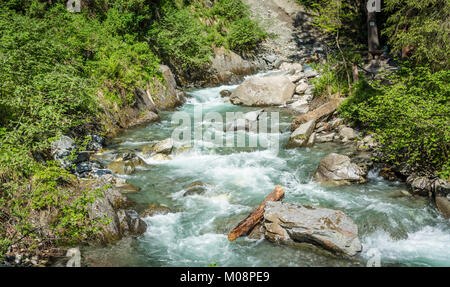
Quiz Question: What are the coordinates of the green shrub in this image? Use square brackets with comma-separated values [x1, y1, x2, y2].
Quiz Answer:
[227, 18, 267, 54]
[339, 66, 450, 176]
[148, 6, 213, 74]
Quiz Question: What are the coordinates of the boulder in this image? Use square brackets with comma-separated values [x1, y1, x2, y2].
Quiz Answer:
[152, 65, 186, 110]
[117, 210, 147, 236]
[406, 175, 433, 197]
[291, 99, 344, 131]
[209, 47, 258, 84]
[436, 196, 450, 219]
[314, 153, 367, 185]
[230, 75, 295, 106]
[143, 138, 174, 156]
[295, 82, 309, 95]
[286, 120, 316, 148]
[263, 201, 362, 257]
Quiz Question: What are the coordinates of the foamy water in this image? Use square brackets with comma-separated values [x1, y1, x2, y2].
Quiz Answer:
[83, 71, 450, 267]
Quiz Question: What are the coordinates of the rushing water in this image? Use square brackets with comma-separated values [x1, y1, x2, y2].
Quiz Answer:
[82, 72, 450, 267]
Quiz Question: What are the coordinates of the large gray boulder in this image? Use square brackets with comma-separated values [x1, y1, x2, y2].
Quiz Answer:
[264, 201, 362, 257]
[230, 75, 295, 106]
[314, 153, 367, 185]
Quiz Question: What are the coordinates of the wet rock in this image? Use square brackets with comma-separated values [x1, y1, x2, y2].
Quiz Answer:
[117, 209, 147, 236]
[433, 178, 450, 197]
[92, 169, 113, 178]
[406, 175, 433, 197]
[86, 134, 105, 151]
[230, 75, 295, 106]
[263, 201, 362, 257]
[286, 120, 315, 148]
[143, 138, 174, 156]
[140, 204, 171, 217]
[150, 153, 172, 161]
[379, 168, 397, 181]
[175, 145, 193, 155]
[220, 90, 232, 97]
[436, 196, 450, 219]
[247, 223, 265, 240]
[184, 181, 207, 196]
[314, 153, 367, 185]
[108, 160, 136, 175]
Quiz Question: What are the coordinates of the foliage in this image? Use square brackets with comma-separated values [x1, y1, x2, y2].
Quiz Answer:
[339, 66, 450, 176]
[148, 0, 266, 77]
[383, 0, 450, 71]
[148, 5, 212, 75]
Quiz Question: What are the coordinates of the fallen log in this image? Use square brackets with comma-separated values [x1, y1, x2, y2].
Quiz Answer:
[228, 185, 285, 242]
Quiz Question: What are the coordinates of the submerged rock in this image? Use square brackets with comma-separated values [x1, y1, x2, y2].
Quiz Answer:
[150, 153, 172, 161]
[140, 204, 172, 217]
[225, 109, 266, 132]
[263, 201, 362, 257]
[230, 75, 295, 106]
[183, 181, 207, 196]
[314, 153, 367, 185]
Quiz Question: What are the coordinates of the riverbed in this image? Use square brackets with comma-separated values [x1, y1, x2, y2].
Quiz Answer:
[81, 72, 450, 267]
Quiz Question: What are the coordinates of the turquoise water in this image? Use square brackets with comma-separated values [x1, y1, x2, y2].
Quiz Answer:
[83, 72, 450, 267]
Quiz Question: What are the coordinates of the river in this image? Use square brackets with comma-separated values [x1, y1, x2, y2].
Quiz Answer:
[81, 71, 450, 267]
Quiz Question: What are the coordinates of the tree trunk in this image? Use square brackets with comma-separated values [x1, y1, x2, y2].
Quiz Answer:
[352, 64, 359, 82]
[227, 185, 285, 242]
[368, 12, 380, 54]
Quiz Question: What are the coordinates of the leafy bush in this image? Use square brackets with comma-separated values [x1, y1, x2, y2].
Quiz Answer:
[227, 18, 267, 54]
[149, 6, 212, 75]
[339, 66, 450, 177]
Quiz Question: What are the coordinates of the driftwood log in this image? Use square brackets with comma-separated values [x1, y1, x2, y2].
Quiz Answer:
[228, 185, 285, 242]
